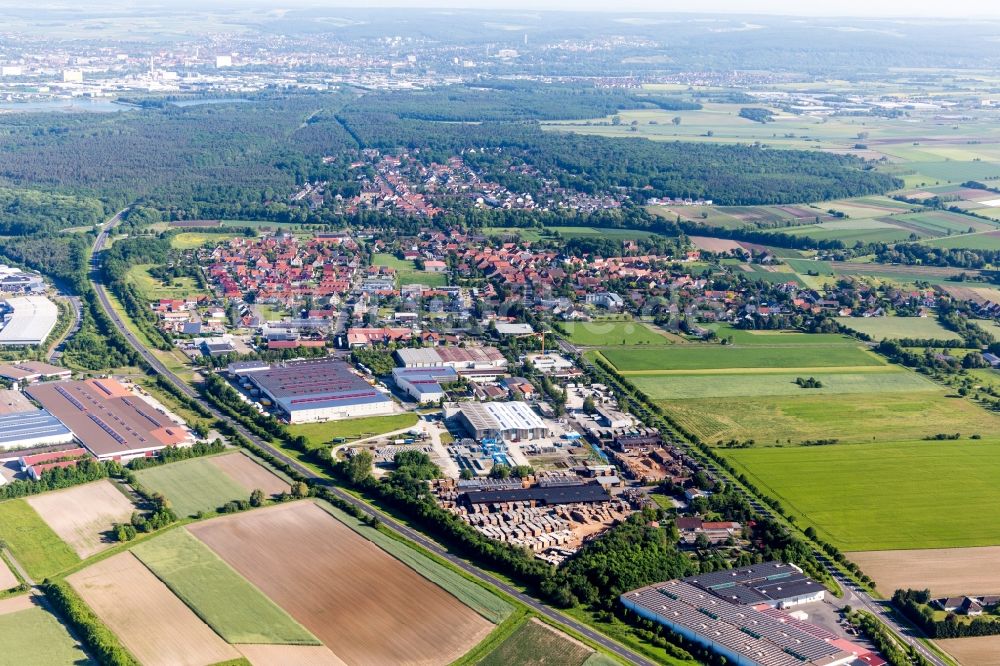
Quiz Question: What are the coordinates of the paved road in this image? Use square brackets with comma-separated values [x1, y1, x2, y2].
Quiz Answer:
[90, 220, 653, 666]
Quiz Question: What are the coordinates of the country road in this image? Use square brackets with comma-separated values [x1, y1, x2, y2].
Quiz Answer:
[89, 217, 654, 666]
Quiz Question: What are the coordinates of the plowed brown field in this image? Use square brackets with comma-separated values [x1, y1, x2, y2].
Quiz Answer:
[849, 546, 1000, 597]
[190, 501, 493, 666]
[68, 551, 239, 666]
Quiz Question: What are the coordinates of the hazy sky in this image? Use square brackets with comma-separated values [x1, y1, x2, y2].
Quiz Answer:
[276, 0, 1000, 18]
[7, 0, 1000, 19]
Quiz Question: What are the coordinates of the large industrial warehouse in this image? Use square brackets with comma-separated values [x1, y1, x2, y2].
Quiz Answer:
[0, 295, 59, 346]
[457, 402, 550, 442]
[621, 579, 857, 666]
[27, 378, 194, 461]
[395, 346, 508, 373]
[246, 358, 395, 423]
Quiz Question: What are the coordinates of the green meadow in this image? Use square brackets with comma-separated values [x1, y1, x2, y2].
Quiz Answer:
[724, 439, 1000, 550]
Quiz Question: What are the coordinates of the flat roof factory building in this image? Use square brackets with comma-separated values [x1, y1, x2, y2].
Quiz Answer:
[457, 402, 550, 442]
[27, 378, 194, 461]
[621, 577, 857, 666]
[0, 296, 59, 346]
[392, 366, 457, 404]
[395, 346, 508, 373]
[246, 358, 395, 423]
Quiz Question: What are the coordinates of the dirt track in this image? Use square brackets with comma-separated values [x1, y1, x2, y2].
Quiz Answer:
[190, 502, 493, 666]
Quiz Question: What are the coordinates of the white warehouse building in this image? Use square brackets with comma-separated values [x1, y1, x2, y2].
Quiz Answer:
[457, 401, 550, 442]
[0, 296, 58, 346]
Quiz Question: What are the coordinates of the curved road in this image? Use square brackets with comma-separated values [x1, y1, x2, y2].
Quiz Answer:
[90, 220, 653, 666]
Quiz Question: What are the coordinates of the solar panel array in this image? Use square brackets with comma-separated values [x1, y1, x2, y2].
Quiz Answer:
[622, 581, 847, 666]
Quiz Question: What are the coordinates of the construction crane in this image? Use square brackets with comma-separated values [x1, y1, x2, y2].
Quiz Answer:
[514, 329, 547, 354]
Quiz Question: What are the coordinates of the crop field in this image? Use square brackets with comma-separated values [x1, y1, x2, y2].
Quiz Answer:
[782, 218, 918, 244]
[0, 499, 79, 580]
[937, 636, 1000, 666]
[134, 454, 254, 517]
[834, 316, 963, 341]
[650, 205, 746, 229]
[723, 438, 1000, 551]
[705, 325, 852, 346]
[26, 480, 136, 558]
[0, 598, 92, 666]
[922, 230, 1000, 250]
[597, 344, 882, 373]
[890, 210, 998, 236]
[69, 551, 240, 666]
[632, 370, 936, 400]
[664, 390, 1000, 445]
[287, 412, 419, 447]
[132, 528, 318, 645]
[847, 546, 1000, 597]
[189, 501, 493, 666]
[477, 618, 595, 666]
[562, 321, 672, 346]
[317, 501, 513, 624]
[208, 451, 290, 498]
[236, 644, 347, 666]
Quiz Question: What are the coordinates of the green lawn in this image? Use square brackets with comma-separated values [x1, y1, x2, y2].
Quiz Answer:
[0, 606, 93, 665]
[662, 390, 1000, 445]
[835, 316, 963, 341]
[0, 500, 79, 580]
[317, 501, 512, 624]
[126, 263, 207, 301]
[373, 253, 449, 287]
[287, 412, 419, 447]
[477, 618, 594, 666]
[134, 455, 250, 517]
[170, 232, 229, 249]
[597, 344, 883, 373]
[132, 528, 318, 644]
[723, 438, 1000, 550]
[632, 370, 936, 400]
[562, 321, 672, 346]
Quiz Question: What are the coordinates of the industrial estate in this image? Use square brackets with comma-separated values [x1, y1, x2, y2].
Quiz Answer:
[4, 5, 1000, 666]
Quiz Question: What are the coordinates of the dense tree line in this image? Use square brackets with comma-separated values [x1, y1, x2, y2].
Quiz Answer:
[874, 242, 1000, 269]
[543, 509, 694, 608]
[341, 82, 653, 122]
[43, 581, 139, 666]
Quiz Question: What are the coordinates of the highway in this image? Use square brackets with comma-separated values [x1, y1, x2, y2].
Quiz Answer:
[89, 219, 654, 666]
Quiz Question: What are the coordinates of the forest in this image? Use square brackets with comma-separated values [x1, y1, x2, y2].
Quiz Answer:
[0, 85, 900, 235]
